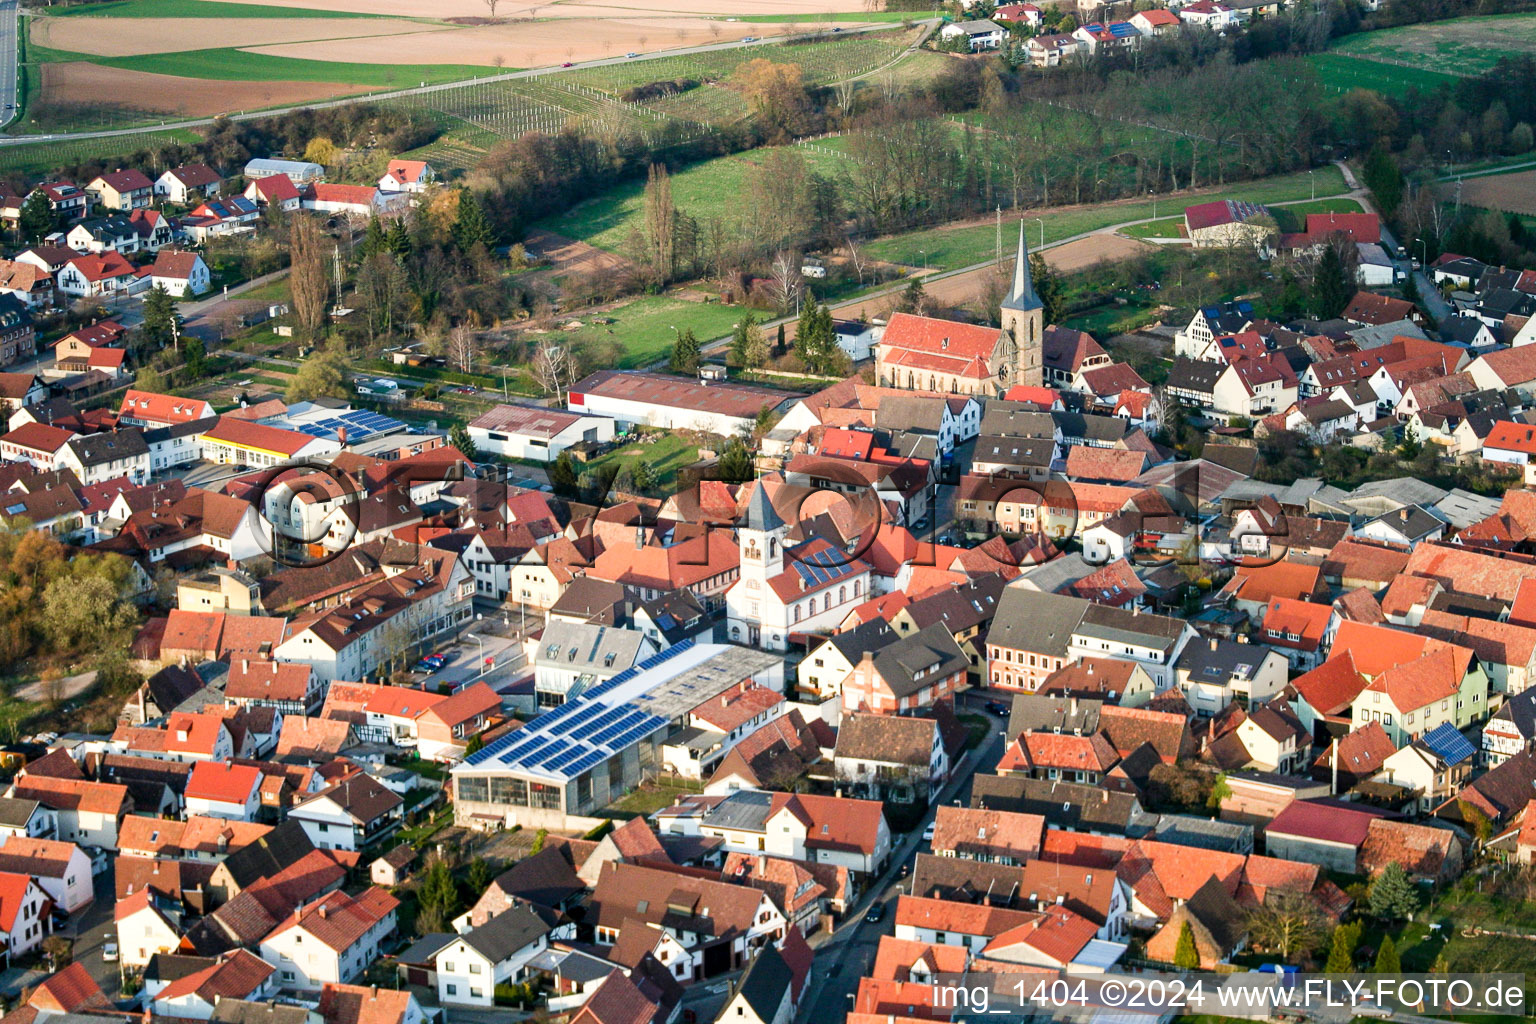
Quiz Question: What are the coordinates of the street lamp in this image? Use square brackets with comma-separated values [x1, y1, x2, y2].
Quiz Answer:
[918, 249, 926, 271]
[1149, 189, 1156, 220]
[466, 633, 486, 677]
[1308, 169, 1315, 201]
[1034, 217, 1045, 249]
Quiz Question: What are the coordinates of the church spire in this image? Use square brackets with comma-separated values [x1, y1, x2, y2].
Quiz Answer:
[1002, 220, 1042, 313]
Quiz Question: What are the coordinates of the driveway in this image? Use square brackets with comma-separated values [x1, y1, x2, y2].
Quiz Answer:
[59, 870, 120, 999]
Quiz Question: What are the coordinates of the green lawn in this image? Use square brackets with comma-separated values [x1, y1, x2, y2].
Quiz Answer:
[1306, 51, 1461, 96]
[863, 166, 1350, 271]
[539, 139, 854, 254]
[1119, 216, 1186, 239]
[1269, 197, 1365, 231]
[572, 433, 699, 491]
[1328, 13, 1536, 77]
[49, 0, 398, 17]
[559, 295, 752, 367]
[32, 44, 489, 87]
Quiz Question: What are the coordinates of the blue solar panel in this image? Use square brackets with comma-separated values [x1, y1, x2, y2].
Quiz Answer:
[1421, 722, 1476, 765]
[531, 738, 572, 768]
[566, 750, 607, 776]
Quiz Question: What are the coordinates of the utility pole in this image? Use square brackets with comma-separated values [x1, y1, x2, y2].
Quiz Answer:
[995, 205, 1002, 265]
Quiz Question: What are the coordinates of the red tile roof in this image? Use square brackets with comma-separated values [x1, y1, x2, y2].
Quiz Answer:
[1290, 650, 1367, 717]
[199, 416, 320, 457]
[1266, 799, 1388, 846]
[186, 761, 260, 805]
[0, 872, 35, 931]
[2, 422, 74, 454]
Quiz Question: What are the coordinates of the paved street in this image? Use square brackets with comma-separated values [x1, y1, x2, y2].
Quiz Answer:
[0, 1, 16, 129]
[796, 696, 1008, 1024]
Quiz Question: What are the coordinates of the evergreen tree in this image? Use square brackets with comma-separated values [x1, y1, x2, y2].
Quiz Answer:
[452, 189, 495, 253]
[796, 303, 839, 375]
[717, 437, 754, 483]
[183, 338, 207, 380]
[1368, 862, 1420, 921]
[631, 458, 655, 493]
[141, 285, 179, 352]
[776, 323, 787, 356]
[895, 279, 928, 316]
[669, 328, 700, 375]
[1310, 245, 1353, 319]
[1173, 920, 1200, 969]
[385, 219, 413, 259]
[18, 191, 52, 244]
[1363, 143, 1404, 217]
[1325, 922, 1361, 973]
[1030, 251, 1065, 326]
[549, 452, 578, 495]
[466, 857, 494, 895]
[362, 216, 387, 258]
[450, 423, 478, 461]
[1373, 935, 1400, 974]
[729, 314, 758, 366]
[420, 858, 461, 920]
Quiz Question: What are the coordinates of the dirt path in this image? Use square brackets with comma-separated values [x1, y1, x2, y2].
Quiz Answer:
[524, 229, 635, 278]
[15, 669, 96, 704]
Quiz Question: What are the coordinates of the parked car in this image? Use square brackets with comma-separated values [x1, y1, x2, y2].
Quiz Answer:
[922, 821, 936, 842]
[985, 700, 1010, 716]
[865, 901, 886, 923]
[102, 942, 118, 962]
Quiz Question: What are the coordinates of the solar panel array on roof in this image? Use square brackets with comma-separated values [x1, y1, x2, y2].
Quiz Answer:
[1420, 722, 1476, 765]
[461, 639, 696, 778]
[302, 409, 408, 442]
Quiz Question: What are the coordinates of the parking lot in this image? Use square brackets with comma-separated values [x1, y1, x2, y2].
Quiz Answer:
[412, 618, 535, 693]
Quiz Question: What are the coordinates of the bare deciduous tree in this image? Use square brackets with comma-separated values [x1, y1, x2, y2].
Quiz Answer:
[449, 325, 476, 374]
[765, 250, 803, 315]
[844, 234, 869, 287]
[531, 344, 578, 400]
[483, 0, 500, 18]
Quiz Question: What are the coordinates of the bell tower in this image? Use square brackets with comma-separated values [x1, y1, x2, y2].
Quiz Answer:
[999, 221, 1044, 391]
[739, 481, 785, 583]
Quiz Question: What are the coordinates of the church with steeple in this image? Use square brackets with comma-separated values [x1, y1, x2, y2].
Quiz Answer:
[725, 479, 872, 651]
[874, 222, 1044, 397]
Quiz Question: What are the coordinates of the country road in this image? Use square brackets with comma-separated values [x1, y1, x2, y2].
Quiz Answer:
[0, 18, 934, 148]
[0, 0, 16, 129]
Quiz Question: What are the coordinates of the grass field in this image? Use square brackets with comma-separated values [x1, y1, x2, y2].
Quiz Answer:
[565, 28, 915, 94]
[0, 128, 203, 176]
[1306, 51, 1460, 95]
[1328, 13, 1536, 78]
[1269, 197, 1366, 231]
[49, 0, 400, 18]
[32, 43, 490, 86]
[862, 166, 1351, 271]
[571, 433, 700, 491]
[561, 295, 751, 367]
[539, 138, 855, 253]
[1119, 216, 1186, 239]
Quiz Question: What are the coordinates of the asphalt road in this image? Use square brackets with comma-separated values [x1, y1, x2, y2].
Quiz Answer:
[0, 1, 16, 130]
[0, 20, 932, 148]
[796, 694, 1008, 1024]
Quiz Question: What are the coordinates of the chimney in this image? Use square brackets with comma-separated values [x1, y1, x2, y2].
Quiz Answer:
[318, 903, 327, 919]
[1069, 696, 1077, 716]
[1210, 637, 1218, 651]
[371, 986, 378, 1000]
[242, 658, 249, 672]
[1400, 508, 1409, 522]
